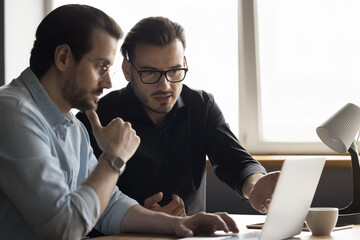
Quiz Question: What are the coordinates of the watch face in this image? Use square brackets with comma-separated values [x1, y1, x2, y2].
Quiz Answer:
[113, 157, 124, 169]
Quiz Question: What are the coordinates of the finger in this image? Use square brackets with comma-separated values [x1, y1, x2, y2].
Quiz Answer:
[175, 224, 194, 237]
[162, 200, 180, 214]
[269, 171, 280, 183]
[177, 207, 187, 217]
[258, 204, 267, 214]
[206, 214, 229, 233]
[163, 195, 185, 216]
[169, 194, 186, 216]
[85, 110, 102, 132]
[144, 192, 163, 207]
[214, 212, 239, 233]
[264, 198, 271, 212]
[195, 212, 229, 234]
[170, 204, 186, 217]
[180, 212, 231, 236]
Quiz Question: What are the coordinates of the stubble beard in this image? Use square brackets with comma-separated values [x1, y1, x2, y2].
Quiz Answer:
[62, 77, 101, 112]
[130, 77, 173, 114]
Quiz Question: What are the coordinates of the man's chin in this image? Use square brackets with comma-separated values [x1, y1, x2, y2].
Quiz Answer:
[77, 101, 98, 113]
[149, 106, 172, 114]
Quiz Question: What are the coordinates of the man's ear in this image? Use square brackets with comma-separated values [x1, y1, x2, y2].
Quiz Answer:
[122, 59, 131, 82]
[54, 44, 72, 72]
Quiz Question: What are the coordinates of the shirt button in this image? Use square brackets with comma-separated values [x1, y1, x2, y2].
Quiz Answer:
[59, 134, 65, 140]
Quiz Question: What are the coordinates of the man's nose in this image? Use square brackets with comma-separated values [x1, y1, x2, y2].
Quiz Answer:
[99, 73, 112, 89]
[156, 73, 171, 90]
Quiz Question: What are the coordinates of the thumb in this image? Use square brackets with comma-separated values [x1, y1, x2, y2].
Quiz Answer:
[85, 110, 102, 133]
[175, 224, 194, 237]
[144, 192, 163, 207]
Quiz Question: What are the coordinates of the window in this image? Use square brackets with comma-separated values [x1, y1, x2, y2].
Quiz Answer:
[52, 0, 239, 136]
[9, 0, 354, 155]
[239, 0, 360, 154]
[4, 0, 44, 85]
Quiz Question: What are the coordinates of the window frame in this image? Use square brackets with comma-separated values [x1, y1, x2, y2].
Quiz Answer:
[10, 0, 346, 155]
[237, 0, 336, 155]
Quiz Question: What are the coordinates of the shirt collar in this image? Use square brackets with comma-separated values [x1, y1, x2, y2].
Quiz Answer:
[173, 88, 185, 109]
[20, 68, 72, 128]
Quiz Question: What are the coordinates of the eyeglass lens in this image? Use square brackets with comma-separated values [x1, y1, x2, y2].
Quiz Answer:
[99, 64, 116, 80]
[141, 69, 186, 83]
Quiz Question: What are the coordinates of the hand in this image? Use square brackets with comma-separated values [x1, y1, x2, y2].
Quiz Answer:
[248, 171, 280, 214]
[174, 212, 239, 237]
[85, 110, 140, 161]
[144, 192, 186, 217]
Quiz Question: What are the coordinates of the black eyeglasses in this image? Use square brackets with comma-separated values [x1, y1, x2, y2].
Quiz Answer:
[129, 58, 188, 84]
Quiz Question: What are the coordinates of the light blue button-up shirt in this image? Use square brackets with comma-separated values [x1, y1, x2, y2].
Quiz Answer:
[0, 68, 138, 240]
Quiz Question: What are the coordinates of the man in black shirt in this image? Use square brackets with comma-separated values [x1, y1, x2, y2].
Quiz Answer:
[77, 16, 279, 216]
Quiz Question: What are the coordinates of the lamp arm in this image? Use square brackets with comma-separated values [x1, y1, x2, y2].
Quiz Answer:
[340, 140, 360, 214]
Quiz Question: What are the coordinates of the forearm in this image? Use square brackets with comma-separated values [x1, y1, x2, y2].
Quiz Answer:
[120, 205, 177, 235]
[82, 110, 139, 216]
[82, 157, 120, 215]
[207, 122, 266, 198]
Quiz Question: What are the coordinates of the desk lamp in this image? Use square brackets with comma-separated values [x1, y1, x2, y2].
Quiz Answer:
[316, 103, 360, 226]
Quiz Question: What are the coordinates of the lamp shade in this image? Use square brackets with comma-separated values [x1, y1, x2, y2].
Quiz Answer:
[316, 103, 360, 153]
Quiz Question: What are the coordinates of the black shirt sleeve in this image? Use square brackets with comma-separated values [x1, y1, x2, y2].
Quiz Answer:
[204, 93, 266, 199]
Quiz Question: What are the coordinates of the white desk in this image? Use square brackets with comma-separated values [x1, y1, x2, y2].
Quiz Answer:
[91, 214, 360, 240]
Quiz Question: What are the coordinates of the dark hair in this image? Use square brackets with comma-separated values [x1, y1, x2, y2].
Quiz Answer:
[121, 16, 186, 61]
[30, 4, 123, 79]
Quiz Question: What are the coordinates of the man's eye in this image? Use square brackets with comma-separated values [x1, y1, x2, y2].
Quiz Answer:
[97, 63, 109, 74]
[142, 71, 158, 77]
[168, 69, 180, 76]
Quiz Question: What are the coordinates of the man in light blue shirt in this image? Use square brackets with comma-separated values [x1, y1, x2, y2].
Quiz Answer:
[0, 4, 238, 240]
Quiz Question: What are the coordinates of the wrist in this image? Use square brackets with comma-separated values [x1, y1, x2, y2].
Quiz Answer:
[242, 172, 264, 199]
[100, 152, 126, 173]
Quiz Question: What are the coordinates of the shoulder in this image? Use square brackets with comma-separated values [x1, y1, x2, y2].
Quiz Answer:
[97, 89, 125, 114]
[182, 85, 224, 123]
[98, 86, 132, 109]
[182, 84, 215, 105]
[99, 88, 124, 105]
[0, 84, 50, 141]
[0, 81, 37, 113]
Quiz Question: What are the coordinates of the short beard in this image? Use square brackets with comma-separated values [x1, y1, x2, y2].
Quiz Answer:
[130, 77, 171, 114]
[62, 78, 101, 112]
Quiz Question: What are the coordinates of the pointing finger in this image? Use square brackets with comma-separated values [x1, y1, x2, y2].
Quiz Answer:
[85, 110, 102, 132]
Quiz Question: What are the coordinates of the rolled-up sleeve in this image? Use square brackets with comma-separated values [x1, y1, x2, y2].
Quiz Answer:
[69, 185, 100, 231]
[32, 185, 100, 239]
[95, 188, 139, 235]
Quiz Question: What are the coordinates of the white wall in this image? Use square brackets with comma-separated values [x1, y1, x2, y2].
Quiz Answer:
[4, 0, 44, 83]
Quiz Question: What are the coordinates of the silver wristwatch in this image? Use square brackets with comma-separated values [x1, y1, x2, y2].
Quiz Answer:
[100, 152, 126, 172]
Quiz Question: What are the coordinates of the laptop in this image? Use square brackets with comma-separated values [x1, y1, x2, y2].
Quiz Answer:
[248, 156, 326, 240]
[180, 157, 326, 240]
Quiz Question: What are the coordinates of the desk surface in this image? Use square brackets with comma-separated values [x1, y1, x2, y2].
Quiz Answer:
[90, 214, 360, 240]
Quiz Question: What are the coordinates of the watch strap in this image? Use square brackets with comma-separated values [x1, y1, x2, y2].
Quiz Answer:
[100, 152, 126, 172]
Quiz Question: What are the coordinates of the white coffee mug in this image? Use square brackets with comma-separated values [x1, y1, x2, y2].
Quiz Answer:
[305, 207, 338, 236]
